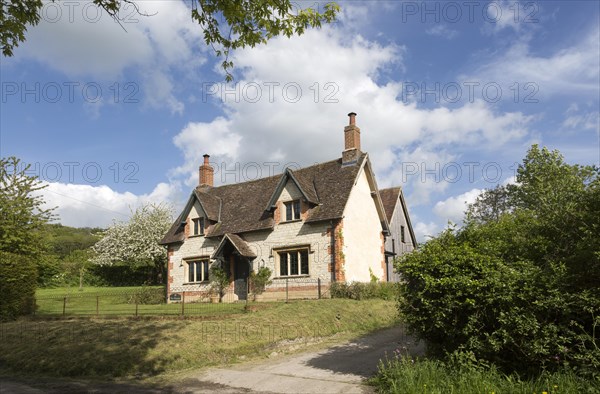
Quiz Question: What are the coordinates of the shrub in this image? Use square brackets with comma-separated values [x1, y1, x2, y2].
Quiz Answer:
[126, 286, 165, 305]
[210, 264, 231, 302]
[249, 266, 272, 300]
[331, 281, 398, 301]
[0, 252, 37, 320]
[396, 228, 600, 378]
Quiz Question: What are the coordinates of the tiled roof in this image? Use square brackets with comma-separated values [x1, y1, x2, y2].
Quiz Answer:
[159, 154, 367, 244]
[212, 233, 257, 258]
[379, 187, 401, 223]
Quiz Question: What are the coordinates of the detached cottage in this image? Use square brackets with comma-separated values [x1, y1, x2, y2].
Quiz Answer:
[160, 113, 416, 301]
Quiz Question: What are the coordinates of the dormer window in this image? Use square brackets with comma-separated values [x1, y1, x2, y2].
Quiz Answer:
[284, 200, 301, 221]
[192, 217, 205, 236]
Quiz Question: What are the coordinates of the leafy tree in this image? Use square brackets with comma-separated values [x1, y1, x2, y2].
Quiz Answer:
[397, 145, 600, 378]
[1, 0, 340, 80]
[63, 249, 92, 291]
[0, 157, 54, 256]
[92, 203, 173, 284]
[0, 157, 54, 318]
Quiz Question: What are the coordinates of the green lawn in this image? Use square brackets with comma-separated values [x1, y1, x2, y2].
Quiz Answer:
[36, 286, 160, 297]
[0, 299, 399, 380]
[35, 286, 246, 317]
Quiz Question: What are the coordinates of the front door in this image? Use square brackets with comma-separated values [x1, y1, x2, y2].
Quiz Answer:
[233, 255, 249, 300]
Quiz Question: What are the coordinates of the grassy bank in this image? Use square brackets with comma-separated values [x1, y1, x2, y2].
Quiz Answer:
[0, 299, 398, 379]
[370, 356, 599, 393]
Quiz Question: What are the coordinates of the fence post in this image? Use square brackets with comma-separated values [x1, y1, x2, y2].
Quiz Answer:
[181, 291, 185, 316]
[32, 297, 36, 316]
[62, 297, 67, 316]
[318, 278, 321, 299]
[135, 298, 138, 317]
[286, 278, 289, 303]
[96, 296, 99, 316]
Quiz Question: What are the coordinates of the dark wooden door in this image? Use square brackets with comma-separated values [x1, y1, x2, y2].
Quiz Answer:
[233, 256, 249, 300]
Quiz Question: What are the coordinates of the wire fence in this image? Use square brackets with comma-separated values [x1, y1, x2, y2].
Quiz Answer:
[33, 278, 331, 317]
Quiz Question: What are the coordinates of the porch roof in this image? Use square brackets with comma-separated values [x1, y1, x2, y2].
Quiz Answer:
[212, 233, 257, 259]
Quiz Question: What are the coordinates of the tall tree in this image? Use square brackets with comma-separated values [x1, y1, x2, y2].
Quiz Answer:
[1, 0, 340, 80]
[0, 157, 54, 319]
[92, 203, 173, 284]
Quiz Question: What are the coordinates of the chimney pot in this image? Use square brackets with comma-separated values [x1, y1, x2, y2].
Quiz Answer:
[348, 112, 357, 125]
[203, 154, 210, 165]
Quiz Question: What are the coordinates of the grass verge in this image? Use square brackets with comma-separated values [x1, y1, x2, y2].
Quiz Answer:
[370, 356, 599, 393]
[1, 299, 398, 380]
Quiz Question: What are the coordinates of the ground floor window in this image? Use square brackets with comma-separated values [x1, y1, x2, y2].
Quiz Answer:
[278, 248, 309, 276]
[187, 259, 209, 283]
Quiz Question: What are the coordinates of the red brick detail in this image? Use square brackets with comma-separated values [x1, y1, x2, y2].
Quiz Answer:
[300, 200, 309, 221]
[199, 154, 214, 187]
[344, 124, 361, 151]
[274, 202, 281, 225]
[333, 220, 345, 282]
[184, 218, 189, 239]
[167, 247, 174, 295]
[380, 232, 387, 282]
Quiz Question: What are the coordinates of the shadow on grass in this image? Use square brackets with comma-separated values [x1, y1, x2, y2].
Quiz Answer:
[0, 318, 186, 379]
[306, 325, 424, 378]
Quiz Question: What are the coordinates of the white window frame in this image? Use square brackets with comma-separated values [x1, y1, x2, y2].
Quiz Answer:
[276, 247, 309, 277]
[186, 259, 210, 283]
[191, 217, 205, 236]
[283, 200, 301, 222]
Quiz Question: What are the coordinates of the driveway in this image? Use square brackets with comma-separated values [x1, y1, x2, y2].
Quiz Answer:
[0, 325, 422, 393]
[175, 325, 423, 393]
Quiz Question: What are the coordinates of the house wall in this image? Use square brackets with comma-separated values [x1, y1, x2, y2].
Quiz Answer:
[168, 200, 220, 300]
[384, 195, 416, 282]
[342, 167, 385, 282]
[385, 197, 415, 255]
[243, 179, 333, 282]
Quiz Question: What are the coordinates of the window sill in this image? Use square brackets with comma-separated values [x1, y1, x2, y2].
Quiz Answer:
[183, 282, 210, 285]
[280, 219, 302, 224]
[274, 275, 310, 279]
[188, 234, 205, 238]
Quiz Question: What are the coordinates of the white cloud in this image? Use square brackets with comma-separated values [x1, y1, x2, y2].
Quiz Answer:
[464, 28, 600, 98]
[426, 25, 459, 39]
[10, 0, 206, 113]
[433, 188, 483, 224]
[38, 181, 182, 228]
[562, 103, 599, 132]
[169, 27, 533, 201]
[414, 221, 440, 242]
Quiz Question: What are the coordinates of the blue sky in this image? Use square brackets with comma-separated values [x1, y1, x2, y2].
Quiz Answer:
[1, 0, 598, 240]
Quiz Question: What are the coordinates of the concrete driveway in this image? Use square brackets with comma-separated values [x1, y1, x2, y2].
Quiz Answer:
[175, 325, 423, 394]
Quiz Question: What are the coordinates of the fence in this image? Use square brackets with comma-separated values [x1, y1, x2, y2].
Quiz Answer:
[33, 278, 330, 317]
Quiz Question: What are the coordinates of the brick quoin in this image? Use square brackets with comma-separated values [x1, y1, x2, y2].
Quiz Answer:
[274, 201, 281, 224]
[380, 232, 387, 282]
[184, 218, 190, 239]
[301, 200, 309, 221]
[167, 247, 174, 297]
[334, 220, 345, 282]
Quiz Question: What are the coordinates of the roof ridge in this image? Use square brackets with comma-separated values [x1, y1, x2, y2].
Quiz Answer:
[195, 156, 344, 192]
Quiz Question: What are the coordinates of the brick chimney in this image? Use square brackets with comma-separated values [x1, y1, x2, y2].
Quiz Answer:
[342, 112, 361, 166]
[199, 154, 214, 187]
